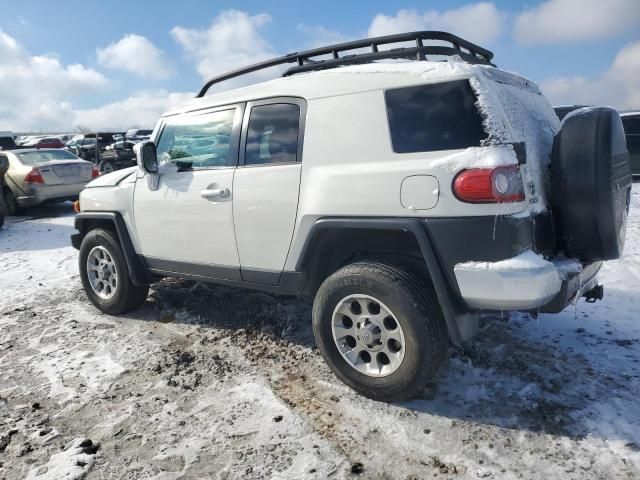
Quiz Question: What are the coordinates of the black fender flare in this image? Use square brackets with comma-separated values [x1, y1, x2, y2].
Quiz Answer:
[72, 212, 151, 286]
[296, 218, 474, 345]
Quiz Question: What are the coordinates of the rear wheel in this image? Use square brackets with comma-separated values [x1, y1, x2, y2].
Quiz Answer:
[79, 228, 148, 314]
[312, 261, 449, 402]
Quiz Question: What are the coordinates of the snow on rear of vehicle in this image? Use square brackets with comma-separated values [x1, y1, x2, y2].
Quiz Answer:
[468, 66, 560, 214]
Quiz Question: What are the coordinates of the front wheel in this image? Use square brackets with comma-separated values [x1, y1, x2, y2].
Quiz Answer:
[312, 261, 449, 402]
[79, 228, 148, 314]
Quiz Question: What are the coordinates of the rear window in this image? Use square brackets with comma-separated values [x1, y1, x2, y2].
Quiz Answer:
[16, 150, 78, 165]
[385, 80, 487, 153]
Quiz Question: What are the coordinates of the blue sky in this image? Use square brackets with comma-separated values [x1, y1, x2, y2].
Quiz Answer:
[1, 0, 638, 131]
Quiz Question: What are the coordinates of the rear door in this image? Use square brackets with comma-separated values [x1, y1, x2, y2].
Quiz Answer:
[233, 98, 305, 285]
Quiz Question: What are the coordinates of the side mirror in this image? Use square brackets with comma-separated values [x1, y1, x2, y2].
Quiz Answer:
[136, 141, 158, 173]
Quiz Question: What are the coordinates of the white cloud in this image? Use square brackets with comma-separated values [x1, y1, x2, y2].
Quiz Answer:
[368, 3, 506, 45]
[0, 30, 190, 132]
[296, 24, 350, 48]
[74, 90, 194, 130]
[514, 0, 640, 45]
[0, 29, 108, 131]
[171, 9, 276, 85]
[97, 34, 171, 79]
[540, 41, 640, 110]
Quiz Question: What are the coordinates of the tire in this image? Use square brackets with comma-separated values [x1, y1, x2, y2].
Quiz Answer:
[312, 261, 449, 402]
[551, 107, 632, 261]
[79, 228, 149, 315]
[101, 162, 115, 174]
[3, 188, 20, 216]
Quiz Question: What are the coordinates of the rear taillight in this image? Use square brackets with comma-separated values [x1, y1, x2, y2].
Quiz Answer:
[24, 168, 44, 184]
[453, 166, 525, 203]
[91, 166, 100, 178]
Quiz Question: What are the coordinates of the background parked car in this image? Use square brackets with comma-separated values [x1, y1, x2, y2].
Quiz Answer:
[0, 149, 99, 214]
[0, 132, 19, 151]
[99, 140, 139, 173]
[621, 111, 640, 179]
[125, 128, 152, 141]
[553, 105, 590, 121]
[67, 133, 123, 162]
[23, 137, 65, 149]
[0, 153, 7, 227]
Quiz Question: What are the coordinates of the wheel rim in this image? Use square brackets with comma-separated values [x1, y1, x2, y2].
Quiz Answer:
[103, 163, 114, 173]
[331, 294, 406, 377]
[86, 246, 118, 300]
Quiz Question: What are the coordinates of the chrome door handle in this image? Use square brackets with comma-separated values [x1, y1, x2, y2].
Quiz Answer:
[200, 188, 230, 199]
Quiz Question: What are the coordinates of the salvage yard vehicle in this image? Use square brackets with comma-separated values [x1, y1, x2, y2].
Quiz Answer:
[23, 137, 65, 149]
[0, 153, 7, 227]
[621, 111, 640, 179]
[1, 149, 100, 214]
[71, 31, 632, 401]
[99, 140, 139, 173]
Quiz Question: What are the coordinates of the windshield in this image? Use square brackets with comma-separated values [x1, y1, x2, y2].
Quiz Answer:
[16, 150, 79, 165]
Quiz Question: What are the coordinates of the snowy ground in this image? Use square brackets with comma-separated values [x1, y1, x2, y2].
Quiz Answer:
[1, 190, 639, 480]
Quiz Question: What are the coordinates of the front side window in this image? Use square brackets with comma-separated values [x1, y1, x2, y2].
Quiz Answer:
[245, 103, 300, 166]
[156, 108, 236, 169]
[385, 80, 487, 153]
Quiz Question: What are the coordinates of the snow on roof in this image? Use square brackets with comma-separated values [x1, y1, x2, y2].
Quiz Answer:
[164, 59, 494, 116]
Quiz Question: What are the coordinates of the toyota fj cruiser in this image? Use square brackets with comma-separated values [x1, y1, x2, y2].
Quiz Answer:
[71, 32, 632, 401]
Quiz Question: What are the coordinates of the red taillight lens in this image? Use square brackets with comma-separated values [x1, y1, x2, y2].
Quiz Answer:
[91, 166, 100, 178]
[453, 166, 525, 203]
[24, 168, 44, 184]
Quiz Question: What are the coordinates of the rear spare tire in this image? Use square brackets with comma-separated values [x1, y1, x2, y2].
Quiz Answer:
[551, 107, 632, 261]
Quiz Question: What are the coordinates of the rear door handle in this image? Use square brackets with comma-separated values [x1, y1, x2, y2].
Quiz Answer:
[200, 187, 230, 199]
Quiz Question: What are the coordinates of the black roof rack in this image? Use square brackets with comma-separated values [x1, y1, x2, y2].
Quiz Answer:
[196, 31, 495, 98]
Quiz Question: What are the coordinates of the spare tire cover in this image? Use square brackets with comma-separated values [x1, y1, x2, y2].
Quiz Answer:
[551, 107, 632, 262]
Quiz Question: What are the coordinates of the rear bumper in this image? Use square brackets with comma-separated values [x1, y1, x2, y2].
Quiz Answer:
[17, 182, 87, 207]
[454, 253, 601, 312]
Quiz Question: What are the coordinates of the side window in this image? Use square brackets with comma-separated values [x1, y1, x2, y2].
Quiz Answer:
[156, 108, 236, 169]
[245, 103, 300, 166]
[385, 80, 487, 153]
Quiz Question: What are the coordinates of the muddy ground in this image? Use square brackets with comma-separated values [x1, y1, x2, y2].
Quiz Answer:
[1, 193, 639, 479]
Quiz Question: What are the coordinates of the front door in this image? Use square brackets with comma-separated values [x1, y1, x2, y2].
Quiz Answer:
[133, 105, 244, 280]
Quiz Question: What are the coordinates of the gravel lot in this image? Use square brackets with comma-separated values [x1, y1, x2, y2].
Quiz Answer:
[1, 190, 639, 479]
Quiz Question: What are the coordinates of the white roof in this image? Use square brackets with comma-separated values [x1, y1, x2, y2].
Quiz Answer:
[163, 60, 496, 117]
[620, 111, 640, 117]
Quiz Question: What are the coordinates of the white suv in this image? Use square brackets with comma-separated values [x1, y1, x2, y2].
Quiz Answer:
[71, 32, 632, 401]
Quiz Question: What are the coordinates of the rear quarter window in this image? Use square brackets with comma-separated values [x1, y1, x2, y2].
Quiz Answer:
[385, 80, 487, 153]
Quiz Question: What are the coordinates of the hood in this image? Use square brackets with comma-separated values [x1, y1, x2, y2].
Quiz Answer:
[85, 166, 138, 188]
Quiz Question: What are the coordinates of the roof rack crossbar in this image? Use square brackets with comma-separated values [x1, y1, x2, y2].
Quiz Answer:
[196, 31, 494, 98]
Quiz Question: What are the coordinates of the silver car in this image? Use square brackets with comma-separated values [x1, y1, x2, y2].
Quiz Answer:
[0, 149, 99, 214]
